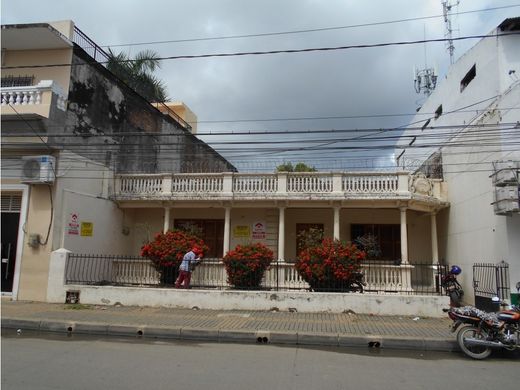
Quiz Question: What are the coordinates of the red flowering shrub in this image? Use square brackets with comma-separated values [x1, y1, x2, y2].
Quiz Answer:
[223, 243, 274, 289]
[295, 238, 366, 291]
[140, 229, 208, 270]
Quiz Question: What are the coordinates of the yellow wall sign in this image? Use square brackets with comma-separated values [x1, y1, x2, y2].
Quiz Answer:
[233, 225, 250, 238]
[80, 222, 93, 237]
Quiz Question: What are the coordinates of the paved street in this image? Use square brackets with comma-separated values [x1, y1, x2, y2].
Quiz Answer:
[2, 331, 519, 390]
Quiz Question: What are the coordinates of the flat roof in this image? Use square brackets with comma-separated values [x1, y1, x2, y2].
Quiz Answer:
[1, 23, 73, 50]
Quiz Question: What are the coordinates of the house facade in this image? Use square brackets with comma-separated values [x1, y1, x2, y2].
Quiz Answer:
[397, 18, 520, 306]
[1, 20, 234, 301]
[3, 20, 453, 310]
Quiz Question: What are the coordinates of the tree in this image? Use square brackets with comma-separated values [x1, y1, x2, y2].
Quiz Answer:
[107, 49, 168, 103]
[276, 162, 316, 172]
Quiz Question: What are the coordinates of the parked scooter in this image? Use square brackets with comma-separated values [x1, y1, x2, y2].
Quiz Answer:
[346, 271, 366, 293]
[446, 299, 520, 359]
[441, 265, 464, 307]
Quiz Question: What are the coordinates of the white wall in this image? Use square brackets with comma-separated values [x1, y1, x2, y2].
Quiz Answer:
[397, 28, 520, 304]
[53, 151, 133, 255]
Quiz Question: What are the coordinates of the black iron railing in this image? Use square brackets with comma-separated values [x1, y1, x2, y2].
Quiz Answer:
[71, 26, 192, 131]
[65, 254, 449, 295]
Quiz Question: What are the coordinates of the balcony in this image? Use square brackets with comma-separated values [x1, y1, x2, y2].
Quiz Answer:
[1, 80, 67, 118]
[112, 171, 447, 209]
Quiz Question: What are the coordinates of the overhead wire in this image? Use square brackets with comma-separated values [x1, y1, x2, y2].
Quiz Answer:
[101, 5, 520, 48]
[4, 32, 520, 70]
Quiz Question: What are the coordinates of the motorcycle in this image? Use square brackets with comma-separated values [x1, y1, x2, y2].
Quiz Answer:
[446, 300, 520, 359]
[441, 265, 464, 307]
[346, 271, 366, 293]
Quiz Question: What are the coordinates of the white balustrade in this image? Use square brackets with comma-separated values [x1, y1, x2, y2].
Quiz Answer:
[172, 174, 223, 192]
[119, 175, 164, 195]
[361, 264, 414, 292]
[1, 80, 67, 112]
[1, 89, 41, 106]
[287, 174, 333, 193]
[343, 174, 398, 193]
[191, 259, 229, 287]
[113, 172, 428, 200]
[108, 257, 415, 292]
[112, 259, 160, 285]
[233, 174, 278, 193]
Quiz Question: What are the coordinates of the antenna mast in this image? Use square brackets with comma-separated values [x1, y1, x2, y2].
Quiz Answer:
[442, 0, 460, 64]
[413, 26, 437, 96]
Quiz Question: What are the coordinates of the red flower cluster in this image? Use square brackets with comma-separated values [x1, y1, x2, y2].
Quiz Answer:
[140, 229, 208, 269]
[295, 238, 366, 291]
[222, 243, 274, 288]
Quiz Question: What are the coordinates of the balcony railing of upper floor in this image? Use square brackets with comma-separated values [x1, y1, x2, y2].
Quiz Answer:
[1, 80, 67, 118]
[112, 171, 447, 203]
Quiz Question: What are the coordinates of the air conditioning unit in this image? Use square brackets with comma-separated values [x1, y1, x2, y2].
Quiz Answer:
[491, 161, 519, 186]
[493, 186, 520, 215]
[21, 155, 56, 184]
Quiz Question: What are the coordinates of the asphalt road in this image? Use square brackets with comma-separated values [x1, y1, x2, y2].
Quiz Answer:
[2, 331, 519, 390]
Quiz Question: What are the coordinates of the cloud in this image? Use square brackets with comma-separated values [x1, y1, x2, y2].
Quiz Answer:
[2, 0, 517, 171]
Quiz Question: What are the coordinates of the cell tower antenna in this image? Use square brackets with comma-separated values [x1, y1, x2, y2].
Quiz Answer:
[413, 26, 437, 96]
[442, 0, 460, 64]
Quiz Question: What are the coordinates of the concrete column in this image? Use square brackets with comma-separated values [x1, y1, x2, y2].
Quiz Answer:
[431, 212, 439, 263]
[163, 207, 170, 233]
[400, 207, 409, 264]
[223, 207, 231, 256]
[278, 207, 285, 261]
[46, 248, 71, 303]
[333, 206, 341, 240]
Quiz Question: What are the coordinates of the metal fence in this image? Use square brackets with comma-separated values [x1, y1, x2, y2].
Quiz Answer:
[65, 254, 448, 295]
[473, 262, 510, 299]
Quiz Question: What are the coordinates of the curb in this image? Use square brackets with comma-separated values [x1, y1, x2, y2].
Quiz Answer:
[1, 317, 457, 352]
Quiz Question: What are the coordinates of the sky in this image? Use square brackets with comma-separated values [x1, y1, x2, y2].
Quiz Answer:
[2, 0, 519, 171]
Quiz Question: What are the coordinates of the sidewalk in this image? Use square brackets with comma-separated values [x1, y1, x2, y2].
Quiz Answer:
[1, 300, 457, 352]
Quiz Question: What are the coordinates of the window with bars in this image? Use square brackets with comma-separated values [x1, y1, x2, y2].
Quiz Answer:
[1, 194, 22, 212]
[1, 75, 35, 88]
[351, 224, 401, 260]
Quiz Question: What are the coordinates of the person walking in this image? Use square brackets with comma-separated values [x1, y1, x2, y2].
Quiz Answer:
[175, 247, 203, 288]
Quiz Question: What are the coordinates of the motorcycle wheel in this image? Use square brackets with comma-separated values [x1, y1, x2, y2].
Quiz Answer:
[449, 290, 462, 307]
[349, 282, 364, 293]
[456, 325, 492, 360]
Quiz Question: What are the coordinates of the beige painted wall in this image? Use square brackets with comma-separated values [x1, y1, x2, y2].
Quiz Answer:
[3, 48, 72, 94]
[17, 185, 54, 301]
[129, 206, 434, 261]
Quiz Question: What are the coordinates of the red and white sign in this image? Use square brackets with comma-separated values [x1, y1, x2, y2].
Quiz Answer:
[252, 221, 266, 240]
[68, 213, 79, 235]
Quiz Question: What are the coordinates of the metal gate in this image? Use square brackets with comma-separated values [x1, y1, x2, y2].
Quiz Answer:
[473, 262, 510, 311]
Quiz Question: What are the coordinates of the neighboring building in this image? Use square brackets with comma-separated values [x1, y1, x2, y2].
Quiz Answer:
[396, 18, 520, 306]
[1, 20, 234, 301]
[154, 101, 198, 134]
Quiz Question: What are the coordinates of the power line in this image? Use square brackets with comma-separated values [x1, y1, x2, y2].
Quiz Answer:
[101, 5, 520, 48]
[7, 122, 516, 138]
[4, 32, 519, 70]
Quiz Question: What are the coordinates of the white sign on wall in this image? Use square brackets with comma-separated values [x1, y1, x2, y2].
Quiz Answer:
[67, 213, 79, 235]
[252, 221, 266, 240]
